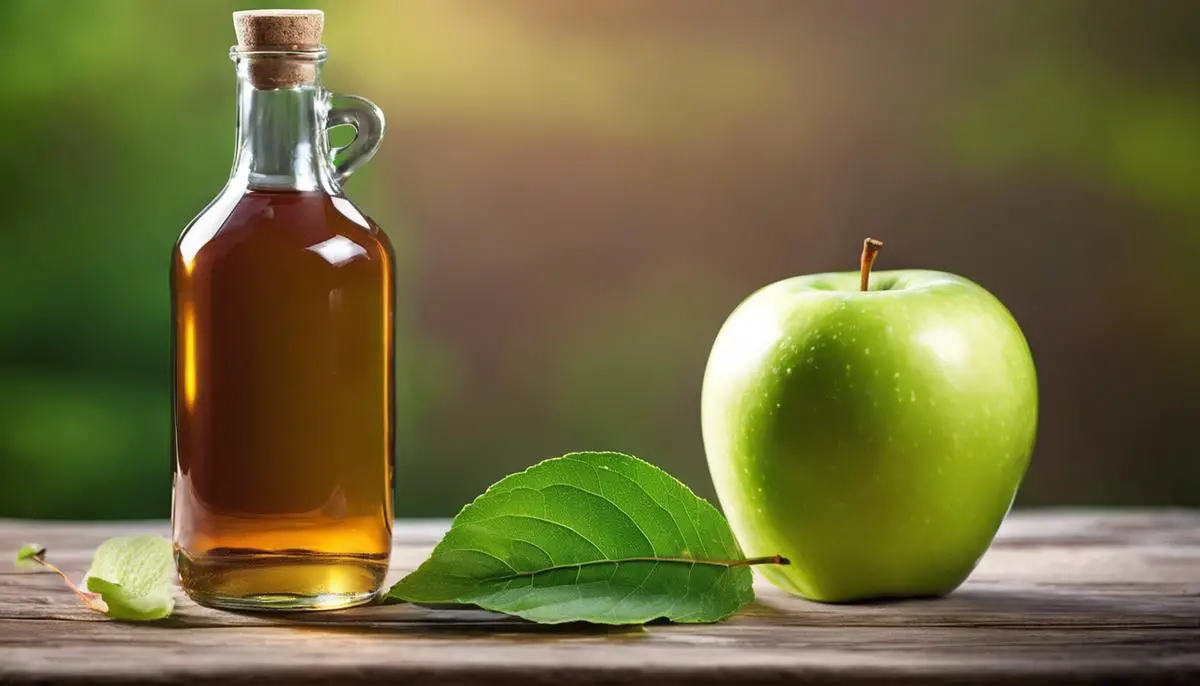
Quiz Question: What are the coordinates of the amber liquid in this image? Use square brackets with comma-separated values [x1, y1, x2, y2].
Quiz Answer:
[172, 190, 394, 610]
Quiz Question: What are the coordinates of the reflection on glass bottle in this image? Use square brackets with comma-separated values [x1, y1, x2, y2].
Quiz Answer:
[171, 10, 394, 611]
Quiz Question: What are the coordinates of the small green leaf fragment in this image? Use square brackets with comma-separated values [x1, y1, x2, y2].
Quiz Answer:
[15, 543, 46, 569]
[84, 535, 175, 621]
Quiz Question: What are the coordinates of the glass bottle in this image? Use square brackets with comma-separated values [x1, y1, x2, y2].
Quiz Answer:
[171, 11, 394, 611]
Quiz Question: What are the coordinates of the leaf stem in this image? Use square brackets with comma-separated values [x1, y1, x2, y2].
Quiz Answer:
[26, 549, 107, 613]
[728, 554, 790, 567]
[860, 237, 884, 291]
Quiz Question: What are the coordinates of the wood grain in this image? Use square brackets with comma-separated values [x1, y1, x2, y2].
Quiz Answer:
[0, 510, 1197, 685]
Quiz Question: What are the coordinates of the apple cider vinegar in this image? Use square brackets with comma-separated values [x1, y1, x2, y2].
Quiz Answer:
[172, 11, 394, 611]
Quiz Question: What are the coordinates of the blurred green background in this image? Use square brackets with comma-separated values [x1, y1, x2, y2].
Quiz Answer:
[1, 0, 1197, 519]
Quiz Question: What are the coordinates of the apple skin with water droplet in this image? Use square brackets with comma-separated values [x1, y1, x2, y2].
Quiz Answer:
[701, 269, 1037, 602]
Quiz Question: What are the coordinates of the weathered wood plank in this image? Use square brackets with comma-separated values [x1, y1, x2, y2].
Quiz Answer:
[0, 510, 1197, 685]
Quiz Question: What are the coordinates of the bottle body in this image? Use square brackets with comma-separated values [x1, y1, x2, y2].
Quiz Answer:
[172, 189, 394, 610]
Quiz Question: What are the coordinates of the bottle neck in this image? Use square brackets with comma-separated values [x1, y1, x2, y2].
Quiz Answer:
[230, 61, 332, 192]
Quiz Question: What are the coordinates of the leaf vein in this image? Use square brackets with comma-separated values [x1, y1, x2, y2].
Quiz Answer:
[459, 512, 607, 560]
[578, 461, 657, 555]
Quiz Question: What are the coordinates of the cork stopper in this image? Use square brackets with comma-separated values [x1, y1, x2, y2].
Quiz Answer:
[232, 10, 325, 89]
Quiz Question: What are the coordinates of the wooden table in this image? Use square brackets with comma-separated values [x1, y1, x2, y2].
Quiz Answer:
[1, 510, 1198, 685]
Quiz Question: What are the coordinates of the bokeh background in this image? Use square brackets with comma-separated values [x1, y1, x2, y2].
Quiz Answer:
[1, 0, 1197, 519]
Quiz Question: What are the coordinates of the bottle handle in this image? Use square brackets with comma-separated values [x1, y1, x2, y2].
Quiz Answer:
[326, 93, 386, 186]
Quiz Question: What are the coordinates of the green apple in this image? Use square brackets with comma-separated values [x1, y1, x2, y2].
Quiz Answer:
[702, 240, 1036, 602]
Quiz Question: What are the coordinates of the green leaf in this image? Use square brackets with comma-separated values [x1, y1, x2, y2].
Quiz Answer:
[84, 535, 175, 621]
[388, 451, 764, 625]
[14, 542, 45, 569]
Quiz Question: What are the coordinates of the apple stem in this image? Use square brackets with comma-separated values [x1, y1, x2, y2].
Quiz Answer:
[860, 237, 884, 291]
[730, 554, 791, 567]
